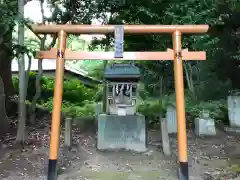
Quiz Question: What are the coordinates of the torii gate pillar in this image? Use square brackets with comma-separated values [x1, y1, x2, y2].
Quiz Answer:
[173, 30, 188, 178]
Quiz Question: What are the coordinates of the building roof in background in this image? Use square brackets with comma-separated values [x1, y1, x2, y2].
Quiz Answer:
[11, 57, 101, 83]
[12, 57, 87, 74]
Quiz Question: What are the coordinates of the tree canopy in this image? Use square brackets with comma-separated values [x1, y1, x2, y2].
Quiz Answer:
[0, 0, 240, 101]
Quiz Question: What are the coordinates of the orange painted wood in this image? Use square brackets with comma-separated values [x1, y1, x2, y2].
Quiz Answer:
[36, 48, 206, 61]
[31, 24, 209, 34]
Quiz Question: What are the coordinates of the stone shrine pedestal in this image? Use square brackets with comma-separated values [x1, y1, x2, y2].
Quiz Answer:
[195, 117, 216, 136]
[97, 113, 147, 152]
[225, 96, 240, 133]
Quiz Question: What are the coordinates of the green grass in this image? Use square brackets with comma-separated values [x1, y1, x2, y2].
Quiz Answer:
[231, 164, 240, 173]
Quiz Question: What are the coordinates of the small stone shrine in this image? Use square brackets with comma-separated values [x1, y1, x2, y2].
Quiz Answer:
[195, 110, 216, 136]
[97, 63, 147, 152]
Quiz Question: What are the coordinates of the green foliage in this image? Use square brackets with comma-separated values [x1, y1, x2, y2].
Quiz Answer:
[195, 77, 232, 101]
[8, 0, 240, 126]
[61, 79, 96, 105]
[41, 99, 95, 118]
[137, 95, 172, 124]
[91, 0, 240, 105]
[94, 84, 104, 102]
[13, 72, 98, 105]
[164, 91, 228, 122]
[13, 71, 99, 120]
[87, 62, 105, 80]
[188, 100, 228, 120]
[137, 99, 162, 124]
[0, 1, 17, 37]
[138, 83, 150, 100]
[12, 76, 18, 90]
[137, 91, 228, 125]
[63, 101, 95, 118]
[15, 73, 99, 119]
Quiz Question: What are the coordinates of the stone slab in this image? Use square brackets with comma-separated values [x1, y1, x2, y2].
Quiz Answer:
[195, 118, 216, 136]
[97, 113, 147, 152]
[64, 118, 72, 147]
[166, 106, 177, 134]
[160, 118, 171, 156]
[224, 127, 240, 133]
[228, 96, 240, 128]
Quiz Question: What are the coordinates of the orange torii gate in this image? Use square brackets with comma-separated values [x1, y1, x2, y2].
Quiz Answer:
[31, 24, 208, 180]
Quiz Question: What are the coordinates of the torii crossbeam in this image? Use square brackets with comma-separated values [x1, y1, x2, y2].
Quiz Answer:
[31, 24, 209, 180]
[36, 48, 206, 60]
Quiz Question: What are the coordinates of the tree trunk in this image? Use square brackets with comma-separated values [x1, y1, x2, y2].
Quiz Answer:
[183, 62, 196, 100]
[0, 33, 15, 97]
[16, 54, 26, 143]
[29, 0, 44, 124]
[0, 27, 15, 118]
[16, 0, 26, 143]
[0, 76, 9, 135]
[29, 57, 42, 124]
[29, 0, 58, 124]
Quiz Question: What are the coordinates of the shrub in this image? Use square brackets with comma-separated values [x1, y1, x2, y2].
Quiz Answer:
[137, 92, 228, 126]
[138, 83, 149, 100]
[137, 95, 172, 124]
[188, 100, 228, 124]
[94, 84, 104, 102]
[12, 76, 19, 90]
[138, 100, 161, 124]
[13, 72, 98, 105]
[64, 102, 95, 118]
[41, 98, 95, 119]
[27, 71, 38, 100]
[62, 79, 97, 105]
[13, 71, 48, 101]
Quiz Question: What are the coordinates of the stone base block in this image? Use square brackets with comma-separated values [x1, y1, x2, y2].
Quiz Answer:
[195, 118, 216, 136]
[97, 113, 147, 152]
[224, 127, 240, 133]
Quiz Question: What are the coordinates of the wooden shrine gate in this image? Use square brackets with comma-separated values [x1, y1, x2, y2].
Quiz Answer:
[31, 24, 208, 180]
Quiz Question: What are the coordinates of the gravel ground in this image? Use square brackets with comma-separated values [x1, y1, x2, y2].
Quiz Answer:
[0, 122, 239, 180]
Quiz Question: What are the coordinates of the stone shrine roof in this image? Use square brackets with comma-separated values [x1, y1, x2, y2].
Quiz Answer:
[104, 63, 140, 79]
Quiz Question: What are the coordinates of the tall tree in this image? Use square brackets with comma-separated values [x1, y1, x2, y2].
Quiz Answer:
[0, 1, 17, 97]
[16, 0, 26, 143]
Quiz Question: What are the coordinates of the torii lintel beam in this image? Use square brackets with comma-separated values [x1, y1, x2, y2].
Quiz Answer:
[36, 48, 206, 61]
[31, 24, 209, 34]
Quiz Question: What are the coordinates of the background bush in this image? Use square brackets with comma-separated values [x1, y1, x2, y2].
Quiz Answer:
[12, 72, 229, 126]
[13, 72, 99, 119]
[13, 72, 98, 104]
[137, 92, 228, 125]
[41, 98, 96, 118]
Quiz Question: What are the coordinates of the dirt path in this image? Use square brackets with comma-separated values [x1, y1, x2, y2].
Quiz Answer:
[0, 127, 239, 180]
[58, 147, 178, 180]
[0, 133, 178, 180]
